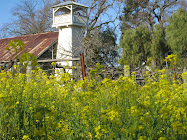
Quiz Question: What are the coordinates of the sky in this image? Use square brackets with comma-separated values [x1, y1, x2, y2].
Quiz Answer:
[0, 0, 20, 28]
[0, 0, 122, 43]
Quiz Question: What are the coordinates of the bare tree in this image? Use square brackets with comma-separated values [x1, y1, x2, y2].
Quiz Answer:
[0, 0, 61, 37]
[78, 0, 123, 69]
[0, 0, 124, 75]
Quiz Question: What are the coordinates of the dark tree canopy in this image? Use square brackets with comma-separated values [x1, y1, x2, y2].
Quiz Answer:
[119, 0, 185, 70]
[120, 0, 185, 31]
[87, 26, 118, 67]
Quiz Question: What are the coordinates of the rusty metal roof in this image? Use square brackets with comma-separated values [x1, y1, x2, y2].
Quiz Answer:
[0, 32, 58, 62]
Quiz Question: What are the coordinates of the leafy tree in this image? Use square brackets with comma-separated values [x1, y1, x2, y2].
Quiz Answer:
[120, 0, 150, 30]
[119, 1, 185, 70]
[5, 39, 25, 61]
[100, 26, 118, 66]
[166, 8, 187, 67]
[120, 0, 184, 31]
[151, 24, 168, 69]
[5, 39, 38, 73]
[19, 52, 38, 70]
[119, 25, 151, 68]
[119, 24, 170, 70]
[88, 26, 118, 67]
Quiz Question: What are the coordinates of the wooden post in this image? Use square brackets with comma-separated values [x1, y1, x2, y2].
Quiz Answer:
[183, 67, 187, 83]
[172, 62, 176, 80]
[80, 53, 86, 80]
[26, 61, 32, 74]
[124, 65, 130, 77]
[26, 61, 32, 81]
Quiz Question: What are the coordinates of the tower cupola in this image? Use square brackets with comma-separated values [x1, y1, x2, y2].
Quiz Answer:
[52, 1, 88, 28]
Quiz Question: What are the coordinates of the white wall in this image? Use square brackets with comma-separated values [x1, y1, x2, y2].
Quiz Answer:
[56, 26, 84, 73]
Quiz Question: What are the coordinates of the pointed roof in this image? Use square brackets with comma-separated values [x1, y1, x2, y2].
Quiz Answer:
[0, 32, 58, 62]
[52, 1, 88, 8]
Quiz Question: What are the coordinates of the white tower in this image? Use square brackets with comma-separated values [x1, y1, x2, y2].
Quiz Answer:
[52, 1, 88, 73]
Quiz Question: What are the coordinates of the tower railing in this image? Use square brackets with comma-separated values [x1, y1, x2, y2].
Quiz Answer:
[54, 14, 71, 25]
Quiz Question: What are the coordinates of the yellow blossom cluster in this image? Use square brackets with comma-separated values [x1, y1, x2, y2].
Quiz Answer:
[0, 69, 186, 139]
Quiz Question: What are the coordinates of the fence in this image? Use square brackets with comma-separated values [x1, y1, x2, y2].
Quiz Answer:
[0, 54, 185, 84]
[0, 53, 86, 81]
[37, 53, 85, 80]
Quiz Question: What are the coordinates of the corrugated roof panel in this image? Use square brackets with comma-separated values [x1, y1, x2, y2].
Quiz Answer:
[0, 32, 58, 62]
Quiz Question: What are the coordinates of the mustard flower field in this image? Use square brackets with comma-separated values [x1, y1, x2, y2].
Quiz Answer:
[0, 68, 186, 140]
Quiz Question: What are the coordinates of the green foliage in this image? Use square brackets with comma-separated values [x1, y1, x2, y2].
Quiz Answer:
[119, 9, 187, 69]
[88, 26, 118, 67]
[151, 24, 168, 69]
[166, 8, 187, 54]
[119, 1, 184, 70]
[0, 69, 186, 139]
[119, 25, 151, 67]
[120, 0, 182, 31]
[166, 8, 187, 67]
[121, 0, 149, 29]
[19, 52, 38, 69]
[89, 63, 105, 79]
[100, 26, 118, 65]
[6, 39, 25, 56]
[5, 39, 38, 72]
